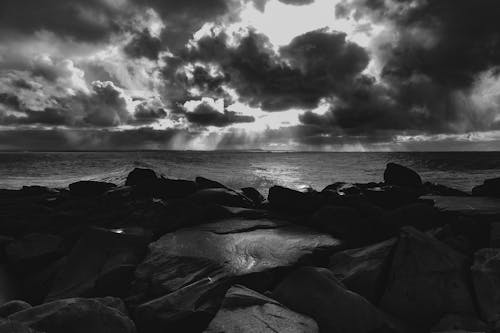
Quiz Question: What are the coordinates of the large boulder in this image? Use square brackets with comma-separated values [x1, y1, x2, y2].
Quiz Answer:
[380, 227, 475, 329]
[195, 177, 227, 190]
[471, 248, 500, 325]
[6, 233, 62, 273]
[272, 267, 391, 333]
[68, 181, 116, 197]
[268, 186, 322, 214]
[240, 187, 265, 206]
[363, 186, 422, 209]
[133, 219, 341, 331]
[188, 188, 253, 208]
[384, 202, 440, 230]
[309, 205, 372, 244]
[8, 297, 136, 333]
[125, 168, 158, 187]
[430, 314, 488, 333]
[0, 319, 41, 332]
[329, 238, 396, 303]
[472, 177, 500, 198]
[205, 285, 318, 333]
[46, 227, 151, 301]
[0, 300, 31, 317]
[384, 163, 422, 188]
[155, 177, 198, 198]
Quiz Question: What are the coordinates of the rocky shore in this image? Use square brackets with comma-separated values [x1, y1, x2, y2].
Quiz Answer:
[0, 163, 500, 333]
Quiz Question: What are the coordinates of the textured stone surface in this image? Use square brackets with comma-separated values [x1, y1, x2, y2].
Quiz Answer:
[205, 285, 318, 333]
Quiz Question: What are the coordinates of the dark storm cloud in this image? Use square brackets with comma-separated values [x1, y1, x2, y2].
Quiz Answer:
[0, 0, 128, 42]
[124, 30, 162, 61]
[132, 100, 168, 124]
[172, 28, 369, 111]
[0, 81, 132, 128]
[0, 93, 22, 110]
[184, 102, 255, 127]
[0, 127, 199, 150]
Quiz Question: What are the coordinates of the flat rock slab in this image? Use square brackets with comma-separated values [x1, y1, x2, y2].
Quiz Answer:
[205, 285, 318, 333]
[424, 196, 500, 221]
[135, 218, 342, 295]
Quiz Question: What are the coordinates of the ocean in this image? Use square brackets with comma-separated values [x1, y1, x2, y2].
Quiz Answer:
[0, 151, 499, 195]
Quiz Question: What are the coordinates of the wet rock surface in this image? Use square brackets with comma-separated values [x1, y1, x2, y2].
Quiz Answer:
[0, 163, 499, 332]
[205, 285, 318, 333]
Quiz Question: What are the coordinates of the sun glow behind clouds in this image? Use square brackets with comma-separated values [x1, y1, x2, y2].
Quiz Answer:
[238, 0, 379, 47]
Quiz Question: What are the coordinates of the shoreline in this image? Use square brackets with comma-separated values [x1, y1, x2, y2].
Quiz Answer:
[0, 163, 499, 332]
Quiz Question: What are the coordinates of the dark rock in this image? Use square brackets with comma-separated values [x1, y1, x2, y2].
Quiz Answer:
[68, 181, 116, 197]
[380, 227, 475, 329]
[125, 168, 158, 187]
[423, 182, 470, 197]
[309, 205, 373, 244]
[8, 297, 136, 333]
[473, 177, 500, 198]
[155, 177, 198, 198]
[195, 176, 227, 190]
[20, 186, 58, 197]
[20, 257, 66, 305]
[0, 266, 19, 305]
[329, 238, 396, 303]
[240, 187, 265, 206]
[424, 195, 500, 222]
[0, 319, 41, 332]
[491, 223, 500, 248]
[385, 202, 440, 230]
[272, 267, 390, 333]
[46, 227, 150, 301]
[205, 285, 318, 333]
[430, 314, 488, 332]
[0, 300, 31, 317]
[471, 248, 500, 325]
[322, 182, 363, 196]
[384, 162, 422, 188]
[364, 186, 422, 209]
[189, 188, 253, 208]
[268, 186, 322, 214]
[6, 233, 62, 273]
[133, 219, 341, 331]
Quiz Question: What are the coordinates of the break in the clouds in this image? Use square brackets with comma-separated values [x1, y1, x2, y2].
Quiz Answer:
[1, 0, 500, 150]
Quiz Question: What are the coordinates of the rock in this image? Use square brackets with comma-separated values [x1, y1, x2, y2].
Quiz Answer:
[385, 202, 440, 230]
[205, 285, 318, 333]
[0, 319, 41, 332]
[8, 297, 136, 333]
[491, 223, 500, 247]
[309, 205, 372, 243]
[195, 177, 228, 190]
[423, 182, 470, 197]
[329, 238, 396, 303]
[473, 177, 500, 198]
[240, 187, 265, 206]
[380, 227, 475, 329]
[133, 219, 341, 331]
[125, 168, 158, 187]
[268, 186, 322, 214]
[272, 267, 390, 333]
[430, 314, 489, 332]
[384, 162, 422, 188]
[46, 227, 150, 301]
[156, 177, 198, 198]
[471, 248, 500, 324]
[364, 186, 422, 209]
[322, 182, 363, 196]
[424, 195, 500, 222]
[0, 300, 31, 317]
[6, 233, 62, 273]
[0, 266, 19, 305]
[68, 181, 116, 197]
[189, 188, 253, 208]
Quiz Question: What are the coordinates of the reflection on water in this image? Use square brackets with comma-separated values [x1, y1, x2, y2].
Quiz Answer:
[0, 151, 499, 193]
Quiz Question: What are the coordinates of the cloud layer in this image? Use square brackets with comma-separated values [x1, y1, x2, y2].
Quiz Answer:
[0, 0, 499, 150]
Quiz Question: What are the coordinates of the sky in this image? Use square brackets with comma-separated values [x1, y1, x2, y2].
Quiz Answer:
[1, 0, 500, 151]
